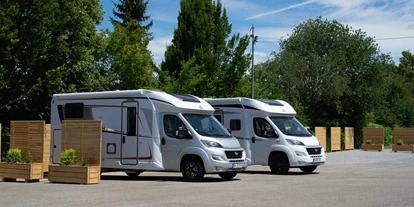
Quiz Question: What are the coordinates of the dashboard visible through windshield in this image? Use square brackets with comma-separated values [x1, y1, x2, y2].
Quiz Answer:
[183, 114, 232, 138]
[270, 117, 312, 137]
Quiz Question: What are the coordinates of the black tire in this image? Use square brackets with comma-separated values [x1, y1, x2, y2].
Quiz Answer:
[218, 172, 237, 180]
[126, 171, 142, 177]
[181, 157, 205, 181]
[300, 166, 317, 174]
[269, 154, 290, 174]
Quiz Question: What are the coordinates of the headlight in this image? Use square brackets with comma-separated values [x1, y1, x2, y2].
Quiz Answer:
[295, 151, 307, 156]
[201, 140, 223, 148]
[211, 155, 226, 161]
[286, 139, 305, 146]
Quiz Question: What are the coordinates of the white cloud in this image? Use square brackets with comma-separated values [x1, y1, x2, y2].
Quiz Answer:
[246, 0, 318, 20]
[148, 36, 173, 65]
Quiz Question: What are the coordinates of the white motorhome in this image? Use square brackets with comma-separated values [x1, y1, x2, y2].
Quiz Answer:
[50, 89, 247, 181]
[204, 98, 326, 174]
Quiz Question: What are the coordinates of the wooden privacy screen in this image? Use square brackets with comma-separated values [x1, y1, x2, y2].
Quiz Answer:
[44, 124, 51, 171]
[345, 127, 354, 150]
[362, 128, 384, 151]
[10, 121, 46, 163]
[392, 128, 414, 153]
[315, 127, 326, 151]
[331, 127, 341, 151]
[61, 120, 102, 166]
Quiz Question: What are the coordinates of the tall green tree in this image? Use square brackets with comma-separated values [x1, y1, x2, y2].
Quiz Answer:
[159, 0, 250, 97]
[110, 0, 153, 33]
[256, 16, 392, 146]
[0, 0, 109, 125]
[106, 0, 154, 90]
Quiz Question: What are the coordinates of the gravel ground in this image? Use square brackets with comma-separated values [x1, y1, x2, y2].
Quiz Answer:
[325, 148, 414, 166]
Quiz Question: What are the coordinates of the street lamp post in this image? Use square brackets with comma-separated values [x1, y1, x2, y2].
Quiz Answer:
[251, 24, 258, 99]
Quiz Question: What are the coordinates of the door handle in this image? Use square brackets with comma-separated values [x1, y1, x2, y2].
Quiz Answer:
[161, 138, 165, 145]
[252, 137, 255, 143]
[123, 136, 126, 144]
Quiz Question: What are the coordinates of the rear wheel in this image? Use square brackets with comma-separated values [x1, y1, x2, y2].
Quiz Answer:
[300, 166, 317, 174]
[181, 157, 205, 181]
[125, 171, 142, 177]
[269, 154, 290, 174]
[218, 172, 237, 180]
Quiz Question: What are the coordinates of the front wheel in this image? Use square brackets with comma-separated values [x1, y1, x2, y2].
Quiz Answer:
[300, 166, 317, 174]
[218, 172, 237, 180]
[269, 154, 290, 174]
[181, 157, 205, 181]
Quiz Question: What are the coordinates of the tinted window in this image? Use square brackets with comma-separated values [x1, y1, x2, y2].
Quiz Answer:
[183, 114, 232, 138]
[253, 118, 275, 137]
[270, 117, 312, 137]
[65, 103, 84, 118]
[164, 115, 187, 138]
[127, 107, 136, 136]
[230, 119, 241, 131]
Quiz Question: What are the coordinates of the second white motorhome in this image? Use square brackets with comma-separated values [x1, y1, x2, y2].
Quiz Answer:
[50, 89, 247, 181]
[205, 98, 326, 174]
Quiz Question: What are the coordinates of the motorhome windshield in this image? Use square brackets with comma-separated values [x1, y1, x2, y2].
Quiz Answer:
[270, 117, 312, 137]
[183, 114, 232, 138]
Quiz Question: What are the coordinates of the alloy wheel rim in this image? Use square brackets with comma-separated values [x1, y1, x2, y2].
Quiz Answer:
[185, 162, 198, 178]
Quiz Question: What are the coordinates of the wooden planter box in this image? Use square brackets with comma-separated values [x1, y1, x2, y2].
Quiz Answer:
[361, 144, 384, 151]
[48, 165, 100, 184]
[392, 144, 414, 153]
[0, 162, 43, 182]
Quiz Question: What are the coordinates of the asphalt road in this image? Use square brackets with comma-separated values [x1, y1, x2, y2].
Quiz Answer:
[1, 149, 413, 207]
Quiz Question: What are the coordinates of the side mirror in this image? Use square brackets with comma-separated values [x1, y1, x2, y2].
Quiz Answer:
[307, 128, 311, 133]
[227, 128, 232, 135]
[176, 127, 192, 139]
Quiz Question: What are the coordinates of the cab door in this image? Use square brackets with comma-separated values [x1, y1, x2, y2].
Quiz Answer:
[250, 117, 277, 165]
[121, 100, 139, 165]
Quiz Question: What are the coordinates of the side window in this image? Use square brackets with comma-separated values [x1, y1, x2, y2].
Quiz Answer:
[65, 103, 84, 118]
[164, 115, 186, 138]
[230, 119, 241, 131]
[127, 107, 136, 136]
[253, 118, 274, 138]
[214, 114, 223, 124]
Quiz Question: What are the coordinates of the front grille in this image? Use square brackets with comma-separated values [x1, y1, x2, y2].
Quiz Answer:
[225, 151, 243, 159]
[306, 148, 322, 155]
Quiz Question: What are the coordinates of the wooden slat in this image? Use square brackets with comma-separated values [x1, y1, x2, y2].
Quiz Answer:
[363, 128, 384, 144]
[61, 120, 102, 166]
[345, 127, 354, 150]
[331, 127, 341, 151]
[10, 120, 45, 163]
[315, 127, 326, 151]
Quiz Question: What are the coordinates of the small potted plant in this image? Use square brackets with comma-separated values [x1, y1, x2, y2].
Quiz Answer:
[397, 140, 404, 146]
[366, 140, 373, 145]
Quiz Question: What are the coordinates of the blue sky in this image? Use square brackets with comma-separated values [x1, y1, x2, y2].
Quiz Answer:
[98, 0, 414, 65]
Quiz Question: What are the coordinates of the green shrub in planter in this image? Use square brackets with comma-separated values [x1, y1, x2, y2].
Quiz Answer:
[81, 157, 89, 166]
[60, 149, 76, 166]
[366, 140, 373, 145]
[6, 148, 22, 163]
[397, 140, 404, 145]
[25, 151, 32, 164]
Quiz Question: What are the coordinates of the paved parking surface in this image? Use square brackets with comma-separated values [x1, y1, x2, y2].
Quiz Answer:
[1, 149, 413, 207]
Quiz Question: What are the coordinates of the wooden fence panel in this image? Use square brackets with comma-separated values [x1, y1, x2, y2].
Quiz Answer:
[61, 120, 102, 166]
[362, 128, 384, 151]
[315, 127, 326, 151]
[10, 121, 45, 163]
[392, 128, 414, 153]
[345, 127, 354, 150]
[331, 127, 341, 151]
[44, 124, 51, 172]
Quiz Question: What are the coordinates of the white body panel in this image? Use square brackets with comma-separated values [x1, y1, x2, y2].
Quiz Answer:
[50, 90, 247, 174]
[205, 98, 326, 168]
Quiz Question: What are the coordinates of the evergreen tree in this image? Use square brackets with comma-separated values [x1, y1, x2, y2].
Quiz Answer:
[159, 0, 250, 97]
[110, 0, 153, 33]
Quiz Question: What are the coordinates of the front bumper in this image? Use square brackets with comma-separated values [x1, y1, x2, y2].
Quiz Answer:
[203, 148, 248, 173]
[289, 145, 326, 167]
